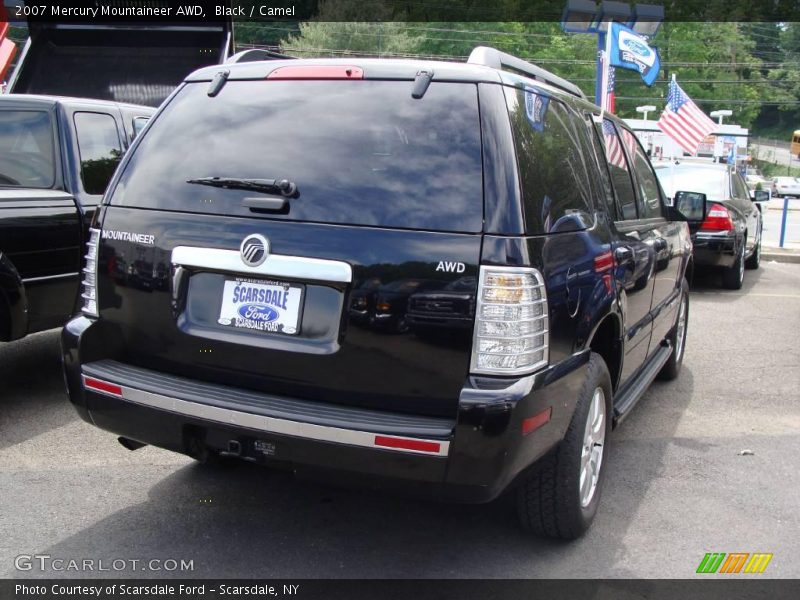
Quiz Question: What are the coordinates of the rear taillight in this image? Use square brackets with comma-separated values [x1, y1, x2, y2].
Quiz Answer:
[81, 228, 100, 317]
[471, 266, 549, 376]
[700, 202, 734, 232]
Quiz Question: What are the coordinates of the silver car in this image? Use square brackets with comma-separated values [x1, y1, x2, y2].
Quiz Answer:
[771, 176, 800, 198]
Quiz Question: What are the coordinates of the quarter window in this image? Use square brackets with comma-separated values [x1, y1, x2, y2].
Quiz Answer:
[628, 134, 664, 219]
[74, 112, 122, 195]
[596, 119, 638, 220]
[587, 116, 618, 219]
[732, 173, 749, 200]
[505, 89, 595, 233]
[132, 117, 149, 139]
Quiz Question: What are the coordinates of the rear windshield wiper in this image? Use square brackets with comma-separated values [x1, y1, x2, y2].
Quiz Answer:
[186, 177, 299, 198]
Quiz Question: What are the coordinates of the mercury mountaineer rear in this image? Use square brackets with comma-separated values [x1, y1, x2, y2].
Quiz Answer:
[63, 47, 697, 539]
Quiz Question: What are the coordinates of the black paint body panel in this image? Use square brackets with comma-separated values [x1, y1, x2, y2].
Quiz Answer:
[61, 61, 692, 502]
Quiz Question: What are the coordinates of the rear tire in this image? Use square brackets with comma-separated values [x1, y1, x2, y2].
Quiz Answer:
[516, 352, 612, 540]
[721, 242, 745, 290]
[658, 278, 689, 381]
[745, 227, 761, 270]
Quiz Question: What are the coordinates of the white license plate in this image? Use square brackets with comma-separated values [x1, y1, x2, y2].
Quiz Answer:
[217, 278, 304, 335]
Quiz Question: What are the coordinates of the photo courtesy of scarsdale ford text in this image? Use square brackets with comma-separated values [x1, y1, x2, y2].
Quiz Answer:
[14, 583, 302, 598]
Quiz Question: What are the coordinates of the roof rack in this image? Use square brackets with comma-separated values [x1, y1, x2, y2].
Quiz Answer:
[226, 49, 296, 64]
[467, 46, 586, 100]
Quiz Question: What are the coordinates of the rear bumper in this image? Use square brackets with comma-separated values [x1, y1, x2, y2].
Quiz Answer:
[62, 316, 588, 503]
[692, 231, 738, 268]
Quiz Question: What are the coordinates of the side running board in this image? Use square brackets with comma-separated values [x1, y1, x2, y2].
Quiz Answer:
[612, 342, 673, 427]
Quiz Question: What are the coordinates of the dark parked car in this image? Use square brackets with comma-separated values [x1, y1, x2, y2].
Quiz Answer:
[0, 95, 153, 343]
[407, 276, 476, 333]
[63, 47, 703, 539]
[371, 278, 444, 333]
[655, 161, 764, 289]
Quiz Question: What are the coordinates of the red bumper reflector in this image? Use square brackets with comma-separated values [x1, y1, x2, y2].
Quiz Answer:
[267, 65, 364, 80]
[84, 377, 123, 397]
[374, 435, 441, 454]
[522, 407, 552, 436]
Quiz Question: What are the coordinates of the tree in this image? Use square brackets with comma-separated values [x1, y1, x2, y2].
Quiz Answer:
[280, 0, 422, 57]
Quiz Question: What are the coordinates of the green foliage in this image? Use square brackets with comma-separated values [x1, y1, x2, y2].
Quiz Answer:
[280, 0, 422, 57]
[752, 159, 800, 178]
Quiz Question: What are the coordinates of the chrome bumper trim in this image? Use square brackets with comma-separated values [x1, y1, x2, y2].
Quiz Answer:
[82, 375, 449, 457]
[171, 245, 352, 284]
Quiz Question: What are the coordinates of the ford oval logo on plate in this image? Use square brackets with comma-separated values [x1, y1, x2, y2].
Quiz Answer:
[237, 303, 279, 322]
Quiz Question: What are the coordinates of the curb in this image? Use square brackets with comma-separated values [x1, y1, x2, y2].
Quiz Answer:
[762, 250, 800, 264]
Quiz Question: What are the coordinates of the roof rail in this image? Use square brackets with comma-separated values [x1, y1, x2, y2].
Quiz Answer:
[467, 46, 586, 100]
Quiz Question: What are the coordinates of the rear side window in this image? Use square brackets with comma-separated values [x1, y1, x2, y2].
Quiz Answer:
[586, 116, 617, 219]
[74, 112, 123, 195]
[505, 88, 595, 234]
[628, 135, 664, 219]
[0, 110, 55, 188]
[596, 119, 637, 220]
[110, 80, 483, 233]
[731, 173, 749, 200]
[132, 117, 149, 139]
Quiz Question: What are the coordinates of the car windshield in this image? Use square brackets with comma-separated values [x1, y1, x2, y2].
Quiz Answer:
[0, 110, 55, 188]
[654, 165, 727, 201]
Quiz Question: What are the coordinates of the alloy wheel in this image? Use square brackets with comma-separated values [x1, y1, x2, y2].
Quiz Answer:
[579, 387, 606, 508]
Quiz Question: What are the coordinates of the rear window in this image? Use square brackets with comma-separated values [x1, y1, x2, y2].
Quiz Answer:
[0, 110, 55, 188]
[655, 165, 727, 201]
[110, 80, 484, 233]
[74, 112, 123, 195]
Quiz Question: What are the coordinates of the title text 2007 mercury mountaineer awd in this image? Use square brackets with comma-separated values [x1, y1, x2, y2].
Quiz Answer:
[63, 47, 703, 539]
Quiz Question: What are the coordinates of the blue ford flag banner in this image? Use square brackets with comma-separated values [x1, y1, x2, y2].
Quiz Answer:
[608, 22, 661, 87]
[524, 86, 550, 131]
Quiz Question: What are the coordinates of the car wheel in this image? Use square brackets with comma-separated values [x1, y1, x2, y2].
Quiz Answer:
[658, 278, 689, 381]
[722, 241, 745, 290]
[516, 352, 612, 540]
[745, 226, 761, 270]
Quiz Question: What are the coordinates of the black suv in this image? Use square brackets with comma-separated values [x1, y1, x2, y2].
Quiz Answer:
[62, 47, 702, 539]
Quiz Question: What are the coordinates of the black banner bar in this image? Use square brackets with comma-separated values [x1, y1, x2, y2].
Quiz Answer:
[4, 580, 800, 600]
[3, 0, 800, 24]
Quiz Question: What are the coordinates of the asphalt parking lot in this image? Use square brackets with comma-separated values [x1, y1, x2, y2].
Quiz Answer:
[1, 262, 799, 579]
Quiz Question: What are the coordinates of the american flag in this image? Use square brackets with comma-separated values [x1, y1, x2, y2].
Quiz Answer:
[602, 120, 625, 168]
[657, 79, 716, 155]
[601, 119, 637, 169]
[607, 67, 616, 114]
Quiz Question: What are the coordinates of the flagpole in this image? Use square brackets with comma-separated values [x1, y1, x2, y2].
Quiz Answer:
[669, 73, 676, 198]
[669, 73, 677, 165]
[600, 26, 613, 115]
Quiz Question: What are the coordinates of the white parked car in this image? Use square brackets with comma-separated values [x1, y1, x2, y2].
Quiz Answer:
[771, 176, 800, 198]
